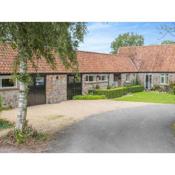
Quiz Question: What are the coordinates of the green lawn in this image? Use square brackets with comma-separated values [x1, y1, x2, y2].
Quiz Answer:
[115, 91, 175, 104]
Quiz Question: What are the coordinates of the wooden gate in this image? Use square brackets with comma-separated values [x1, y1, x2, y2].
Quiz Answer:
[67, 74, 82, 100]
[28, 75, 46, 106]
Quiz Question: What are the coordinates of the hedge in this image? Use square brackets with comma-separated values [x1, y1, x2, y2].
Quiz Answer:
[73, 95, 106, 100]
[126, 85, 144, 93]
[92, 85, 144, 99]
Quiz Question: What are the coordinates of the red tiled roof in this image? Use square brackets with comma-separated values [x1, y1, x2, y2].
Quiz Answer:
[1, 44, 175, 74]
[0, 45, 136, 74]
[118, 45, 175, 72]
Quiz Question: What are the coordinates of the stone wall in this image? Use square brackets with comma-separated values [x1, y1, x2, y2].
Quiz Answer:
[121, 73, 137, 86]
[82, 74, 114, 94]
[46, 74, 67, 103]
[137, 73, 175, 89]
[0, 89, 19, 108]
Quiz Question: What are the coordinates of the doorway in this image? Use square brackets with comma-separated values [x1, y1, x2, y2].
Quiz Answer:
[145, 74, 152, 90]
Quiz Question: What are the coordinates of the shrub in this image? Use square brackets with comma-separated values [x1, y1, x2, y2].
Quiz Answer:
[93, 85, 144, 99]
[88, 90, 95, 95]
[0, 96, 2, 111]
[0, 119, 14, 129]
[127, 85, 144, 93]
[173, 86, 175, 95]
[95, 84, 100, 89]
[73, 95, 106, 100]
[3, 125, 47, 145]
[107, 85, 112, 89]
[94, 87, 128, 98]
[151, 85, 162, 91]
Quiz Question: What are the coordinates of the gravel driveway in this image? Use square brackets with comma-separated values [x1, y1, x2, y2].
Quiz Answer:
[1, 100, 175, 153]
[0, 100, 148, 134]
[45, 103, 175, 153]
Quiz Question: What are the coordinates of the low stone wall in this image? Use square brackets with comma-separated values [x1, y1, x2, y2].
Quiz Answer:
[0, 89, 19, 108]
[46, 74, 67, 104]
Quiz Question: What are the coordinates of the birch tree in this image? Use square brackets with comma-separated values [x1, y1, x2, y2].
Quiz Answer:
[0, 22, 86, 131]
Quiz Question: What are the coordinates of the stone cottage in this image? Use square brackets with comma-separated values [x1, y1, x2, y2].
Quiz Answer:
[0, 44, 175, 107]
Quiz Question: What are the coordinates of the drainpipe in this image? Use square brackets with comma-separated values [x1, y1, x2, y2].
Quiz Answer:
[108, 74, 110, 87]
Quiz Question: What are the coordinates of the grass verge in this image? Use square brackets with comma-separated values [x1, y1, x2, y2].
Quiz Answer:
[114, 91, 175, 104]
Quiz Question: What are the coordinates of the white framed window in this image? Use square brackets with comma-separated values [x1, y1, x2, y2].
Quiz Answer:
[160, 74, 169, 85]
[85, 74, 108, 82]
[101, 75, 107, 81]
[0, 75, 17, 89]
[85, 75, 94, 82]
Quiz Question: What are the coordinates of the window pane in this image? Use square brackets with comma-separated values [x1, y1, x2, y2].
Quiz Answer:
[36, 77, 44, 86]
[161, 76, 164, 84]
[89, 76, 93, 81]
[85, 76, 88, 81]
[166, 74, 169, 84]
[96, 75, 101, 81]
[2, 78, 15, 87]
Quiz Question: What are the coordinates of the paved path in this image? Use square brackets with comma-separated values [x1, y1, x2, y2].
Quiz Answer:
[46, 104, 175, 153]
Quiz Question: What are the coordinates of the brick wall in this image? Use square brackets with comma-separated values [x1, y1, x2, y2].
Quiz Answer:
[46, 74, 67, 103]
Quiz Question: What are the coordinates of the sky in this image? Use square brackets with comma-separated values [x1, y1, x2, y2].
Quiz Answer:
[79, 22, 175, 53]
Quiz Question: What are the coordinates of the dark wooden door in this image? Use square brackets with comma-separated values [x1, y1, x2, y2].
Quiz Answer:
[28, 75, 46, 106]
[67, 74, 82, 100]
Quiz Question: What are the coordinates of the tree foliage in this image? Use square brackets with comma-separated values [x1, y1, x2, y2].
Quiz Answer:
[161, 40, 175, 45]
[0, 22, 86, 70]
[111, 32, 144, 54]
[0, 22, 86, 131]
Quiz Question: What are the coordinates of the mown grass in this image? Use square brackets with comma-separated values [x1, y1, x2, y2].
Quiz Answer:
[114, 91, 175, 104]
[73, 95, 106, 100]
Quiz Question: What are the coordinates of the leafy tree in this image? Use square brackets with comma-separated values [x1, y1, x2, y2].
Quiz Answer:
[161, 40, 175, 45]
[111, 32, 144, 53]
[0, 22, 86, 131]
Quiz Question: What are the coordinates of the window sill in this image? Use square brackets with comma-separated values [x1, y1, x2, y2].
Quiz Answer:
[84, 81, 108, 84]
[160, 83, 169, 85]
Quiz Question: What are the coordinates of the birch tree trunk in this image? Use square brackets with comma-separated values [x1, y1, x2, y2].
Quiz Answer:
[16, 55, 28, 131]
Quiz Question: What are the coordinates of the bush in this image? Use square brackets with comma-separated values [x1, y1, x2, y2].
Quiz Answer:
[95, 84, 100, 89]
[73, 95, 106, 100]
[94, 87, 128, 98]
[173, 86, 175, 94]
[0, 96, 2, 111]
[151, 85, 162, 91]
[3, 125, 47, 145]
[93, 85, 144, 99]
[0, 119, 14, 129]
[107, 85, 112, 89]
[127, 85, 144, 93]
